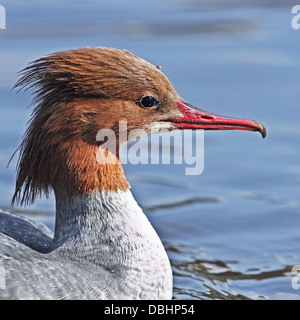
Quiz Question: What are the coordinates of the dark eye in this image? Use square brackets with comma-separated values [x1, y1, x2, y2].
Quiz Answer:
[136, 96, 159, 109]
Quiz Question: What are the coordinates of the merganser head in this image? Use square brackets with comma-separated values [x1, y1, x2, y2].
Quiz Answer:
[12, 47, 266, 206]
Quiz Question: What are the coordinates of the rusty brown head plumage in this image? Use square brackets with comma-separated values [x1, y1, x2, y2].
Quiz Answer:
[12, 47, 182, 205]
[12, 47, 266, 206]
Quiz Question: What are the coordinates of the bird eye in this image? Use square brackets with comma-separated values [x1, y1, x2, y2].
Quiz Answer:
[136, 96, 159, 109]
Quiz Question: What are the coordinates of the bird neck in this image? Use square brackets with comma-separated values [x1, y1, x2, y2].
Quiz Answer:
[53, 189, 149, 248]
[52, 188, 173, 299]
[50, 140, 130, 197]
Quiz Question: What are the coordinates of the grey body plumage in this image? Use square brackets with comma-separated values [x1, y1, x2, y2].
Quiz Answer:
[0, 190, 172, 299]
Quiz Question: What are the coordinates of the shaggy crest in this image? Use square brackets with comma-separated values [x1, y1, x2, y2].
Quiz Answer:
[12, 47, 178, 206]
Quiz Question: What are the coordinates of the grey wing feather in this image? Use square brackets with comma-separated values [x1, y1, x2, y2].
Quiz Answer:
[0, 209, 53, 252]
[0, 210, 123, 299]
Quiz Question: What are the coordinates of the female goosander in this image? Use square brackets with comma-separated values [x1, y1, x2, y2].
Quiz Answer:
[0, 47, 266, 299]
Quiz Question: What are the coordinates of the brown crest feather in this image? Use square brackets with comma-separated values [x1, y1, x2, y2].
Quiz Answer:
[12, 47, 179, 206]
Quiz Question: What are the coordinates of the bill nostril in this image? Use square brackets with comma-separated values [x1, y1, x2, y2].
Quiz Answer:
[201, 115, 214, 120]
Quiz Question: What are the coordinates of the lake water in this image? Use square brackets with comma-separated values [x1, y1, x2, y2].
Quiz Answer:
[0, 0, 300, 300]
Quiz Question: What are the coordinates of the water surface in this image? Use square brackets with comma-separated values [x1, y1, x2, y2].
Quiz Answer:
[0, 0, 300, 299]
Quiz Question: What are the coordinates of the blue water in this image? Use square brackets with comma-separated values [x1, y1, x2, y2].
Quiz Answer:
[1, 0, 300, 299]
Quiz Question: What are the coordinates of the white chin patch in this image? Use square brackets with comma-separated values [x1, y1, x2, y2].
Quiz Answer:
[143, 122, 177, 135]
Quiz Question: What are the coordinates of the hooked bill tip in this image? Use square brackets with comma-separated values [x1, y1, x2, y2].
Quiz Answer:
[253, 121, 267, 139]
